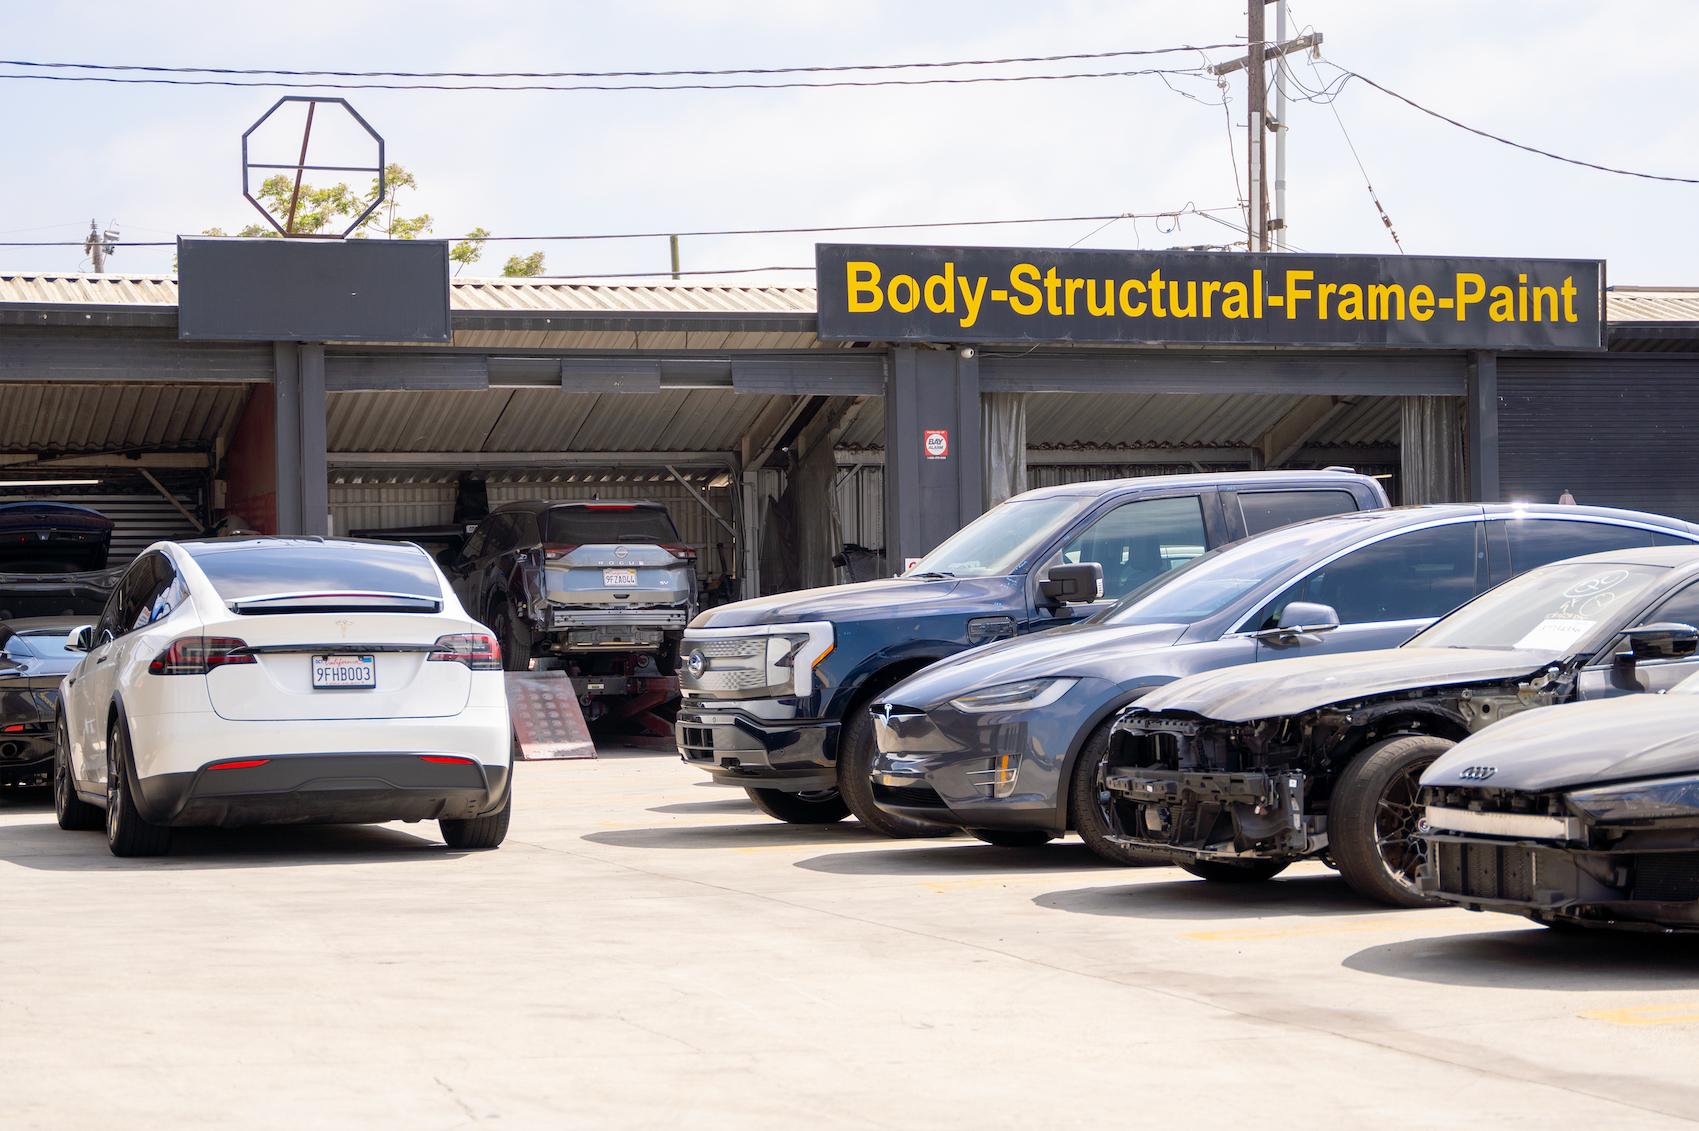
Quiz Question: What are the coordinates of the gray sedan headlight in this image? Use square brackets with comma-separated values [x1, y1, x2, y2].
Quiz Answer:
[1567, 775, 1699, 822]
[948, 677, 1077, 714]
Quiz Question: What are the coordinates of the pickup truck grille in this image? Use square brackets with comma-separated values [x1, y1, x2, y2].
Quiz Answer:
[694, 638, 764, 659]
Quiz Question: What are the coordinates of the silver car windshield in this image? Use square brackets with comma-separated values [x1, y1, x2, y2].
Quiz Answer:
[1407, 561, 1669, 652]
[906, 494, 1095, 579]
[1094, 518, 1368, 626]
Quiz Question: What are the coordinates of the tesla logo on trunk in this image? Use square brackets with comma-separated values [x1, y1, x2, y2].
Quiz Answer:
[687, 650, 706, 678]
[1458, 765, 1498, 781]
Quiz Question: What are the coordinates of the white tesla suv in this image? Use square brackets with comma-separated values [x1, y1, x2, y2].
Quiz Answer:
[52, 537, 513, 856]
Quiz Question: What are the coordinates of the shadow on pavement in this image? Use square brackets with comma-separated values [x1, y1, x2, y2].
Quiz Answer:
[0, 816, 454, 871]
[0, 785, 51, 811]
[795, 840, 1122, 877]
[1343, 926, 1699, 991]
[582, 821, 892, 850]
[647, 798, 758, 816]
[1034, 872, 1398, 920]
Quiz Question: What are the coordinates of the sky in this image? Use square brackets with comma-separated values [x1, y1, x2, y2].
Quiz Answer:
[1, 0, 1694, 285]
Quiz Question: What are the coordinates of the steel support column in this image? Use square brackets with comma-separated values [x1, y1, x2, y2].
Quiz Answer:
[884, 347, 982, 569]
[1466, 350, 1500, 502]
[273, 341, 329, 535]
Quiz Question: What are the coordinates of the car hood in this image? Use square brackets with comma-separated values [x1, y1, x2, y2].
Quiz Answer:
[690, 575, 1016, 629]
[1133, 646, 1567, 723]
[1424, 695, 1699, 793]
[879, 621, 1191, 708]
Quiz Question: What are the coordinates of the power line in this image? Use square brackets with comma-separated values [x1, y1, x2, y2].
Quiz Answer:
[1329, 63, 1699, 186]
[0, 205, 1240, 248]
[0, 45, 1242, 81]
[0, 64, 1217, 94]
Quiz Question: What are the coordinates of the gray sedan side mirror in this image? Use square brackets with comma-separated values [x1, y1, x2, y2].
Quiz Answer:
[1255, 601, 1341, 644]
[65, 624, 95, 653]
[1617, 622, 1699, 664]
[1040, 562, 1104, 606]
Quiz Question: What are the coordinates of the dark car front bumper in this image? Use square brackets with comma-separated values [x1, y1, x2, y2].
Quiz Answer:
[674, 702, 838, 791]
[867, 683, 1104, 834]
[1421, 834, 1699, 930]
[133, 753, 511, 829]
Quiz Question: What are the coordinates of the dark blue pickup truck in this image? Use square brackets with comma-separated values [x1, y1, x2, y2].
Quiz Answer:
[675, 470, 1388, 834]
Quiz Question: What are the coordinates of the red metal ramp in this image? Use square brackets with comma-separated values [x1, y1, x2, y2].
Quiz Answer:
[504, 671, 596, 760]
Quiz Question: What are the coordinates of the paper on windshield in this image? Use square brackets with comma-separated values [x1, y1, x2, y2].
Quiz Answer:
[1513, 617, 1596, 651]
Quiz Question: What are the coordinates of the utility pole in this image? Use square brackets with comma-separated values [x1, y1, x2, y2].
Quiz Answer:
[83, 219, 118, 273]
[1209, 12, 1322, 253]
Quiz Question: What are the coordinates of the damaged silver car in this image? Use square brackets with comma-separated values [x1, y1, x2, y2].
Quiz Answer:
[1100, 546, 1699, 906]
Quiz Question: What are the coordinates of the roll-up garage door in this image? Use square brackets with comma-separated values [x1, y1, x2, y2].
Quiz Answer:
[18, 475, 207, 566]
[1499, 357, 1699, 521]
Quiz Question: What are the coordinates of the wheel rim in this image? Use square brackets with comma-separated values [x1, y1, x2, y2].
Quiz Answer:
[1374, 757, 1437, 892]
[53, 725, 70, 816]
[106, 735, 120, 841]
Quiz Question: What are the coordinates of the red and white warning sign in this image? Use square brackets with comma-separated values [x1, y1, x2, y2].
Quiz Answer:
[923, 429, 949, 459]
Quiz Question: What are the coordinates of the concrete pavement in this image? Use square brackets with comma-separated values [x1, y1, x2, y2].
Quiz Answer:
[4, 749, 1699, 1128]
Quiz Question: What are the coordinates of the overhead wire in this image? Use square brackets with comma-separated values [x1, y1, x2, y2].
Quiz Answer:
[1286, 52, 1403, 252]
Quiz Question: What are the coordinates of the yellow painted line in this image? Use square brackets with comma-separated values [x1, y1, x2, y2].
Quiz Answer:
[1581, 1004, 1699, 1027]
[1184, 918, 1409, 942]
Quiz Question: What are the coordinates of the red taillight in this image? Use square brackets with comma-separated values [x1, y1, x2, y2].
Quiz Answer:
[428, 633, 502, 671]
[659, 543, 698, 561]
[543, 543, 580, 561]
[1, 723, 23, 734]
[419, 755, 475, 765]
[148, 637, 255, 676]
[208, 758, 270, 771]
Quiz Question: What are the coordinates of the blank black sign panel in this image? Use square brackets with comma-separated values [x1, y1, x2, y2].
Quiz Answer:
[177, 237, 452, 343]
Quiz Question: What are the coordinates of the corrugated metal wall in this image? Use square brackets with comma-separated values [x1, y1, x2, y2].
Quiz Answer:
[329, 476, 739, 580]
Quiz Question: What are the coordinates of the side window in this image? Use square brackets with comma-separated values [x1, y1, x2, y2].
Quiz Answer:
[513, 512, 541, 549]
[460, 523, 490, 562]
[1238, 490, 1360, 536]
[1641, 581, 1699, 631]
[1057, 495, 1208, 599]
[1251, 522, 1483, 628]
[109, 555, 160, 639]
[1505, 520, 1653, 573]
[484, 515, 517, 557]
[139, 556, 184, 626]
[1650, 530, 1699, 548]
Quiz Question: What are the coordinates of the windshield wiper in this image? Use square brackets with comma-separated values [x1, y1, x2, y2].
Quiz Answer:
[907, 570, 956, 580]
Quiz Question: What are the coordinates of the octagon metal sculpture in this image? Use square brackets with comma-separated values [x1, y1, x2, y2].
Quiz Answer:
[240, 96, 385, 239]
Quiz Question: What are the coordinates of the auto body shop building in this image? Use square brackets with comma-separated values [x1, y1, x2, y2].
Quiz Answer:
[0, 239, 1696, 597]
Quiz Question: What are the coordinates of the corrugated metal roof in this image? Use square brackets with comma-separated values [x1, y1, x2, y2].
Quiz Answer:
[326, 387, 790, 454]
[0, 383, 245, 453]
[1606, 287, 1699, 323]
[1022, 393, 1401, 448]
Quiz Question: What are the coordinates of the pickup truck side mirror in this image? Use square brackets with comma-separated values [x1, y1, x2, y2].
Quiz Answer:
[1616, 622, 1699, 665]
[65, 624, 95, 653]
[1254, 601, 1341, 644]
[1039, 562, 1103, 606]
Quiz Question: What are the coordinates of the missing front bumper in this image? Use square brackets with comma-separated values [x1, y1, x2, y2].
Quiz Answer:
[1103, 767, 1321, 861]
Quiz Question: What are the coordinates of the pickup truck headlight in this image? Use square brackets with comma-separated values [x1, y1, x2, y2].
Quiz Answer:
[1568, 775, 1699, 823]
[949, 678, 1078, 714]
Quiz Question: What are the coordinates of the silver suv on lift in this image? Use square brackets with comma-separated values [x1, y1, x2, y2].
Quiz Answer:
[443, 500, 698, 675]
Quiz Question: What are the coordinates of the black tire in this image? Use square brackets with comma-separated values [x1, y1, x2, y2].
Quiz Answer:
[745, 786, 850, 824]
[493, 603, 531, 672]
[1068, 719, 1161, 866]
[970, 828, 1056, 848]
[53, 712, 101, 831]
[105, 717, 171, 857]
[441, 787, 512, 849]
[1182, 858, 1290, 883]
[1331, 733, 1454, 907]
[836, 705, 954, 839]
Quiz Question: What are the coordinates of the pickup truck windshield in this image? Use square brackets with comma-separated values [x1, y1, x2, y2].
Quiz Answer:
[1407, 560, 1668, 653]
[907, 495, 1094, 579]
[1094, 517, 1362, 626]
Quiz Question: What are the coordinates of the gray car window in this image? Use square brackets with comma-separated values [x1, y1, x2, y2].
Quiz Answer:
[1506, 519, 1655, 573]
[1238, 490, 1360, 536]
[1057, 495, 1207, 598]
[1249, 522, 1483, 629]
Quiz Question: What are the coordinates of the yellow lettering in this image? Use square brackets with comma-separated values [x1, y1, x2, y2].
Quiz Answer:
[1285, 269, 1314, 320]
[1118, 278, 1147, 317]
[1086, 279, 1115, 317]
[1316, 282, 1337, 319]
[957, 274, 987, 329]
[923, 262, 955, 315]
[1368, 283, 1405, 321]
[1043, 268, 1064, 316]
[1489, 285, 1515, 322]
[1202, 280, 1222, 318]
[1221, 281, 1249, 319]
[1008, 264, 1043, 315]
[1336, 284, 1364, 320]
[1532, 285, 1558, 321]
[847, 262, 882, 313]
[1253, 269, 1264, 319]
[888, 274, 920, 314]
[1518, 273, 1529, 321]
[1456, 272, 1485, 321]
[1150, 269, 1167, 318]
[1410, 284, 1435, 321]
[1561, 276, 1579, 323]
[1065, 276, 1085, 316]
[1168, 280, 1198, 318]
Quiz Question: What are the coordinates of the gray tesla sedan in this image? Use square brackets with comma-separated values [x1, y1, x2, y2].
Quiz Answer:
[868, 504, 1699, 863]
